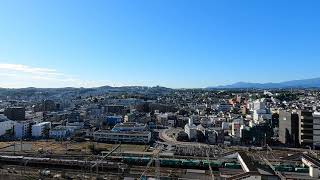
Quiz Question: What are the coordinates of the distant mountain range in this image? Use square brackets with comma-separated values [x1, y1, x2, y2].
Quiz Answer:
[2, 78, 320, 92]
[208, 78, 320, 89]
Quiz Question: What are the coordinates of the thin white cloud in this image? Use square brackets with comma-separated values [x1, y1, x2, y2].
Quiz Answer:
[0, 63, 64, 76]
[0, 63, 98, 88]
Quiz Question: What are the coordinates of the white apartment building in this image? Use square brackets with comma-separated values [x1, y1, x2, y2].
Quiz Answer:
[31, 122, 51, 138]
[250, 99, 272, 123]
[14, 121, 31, 139]
[0, 115, 15, 136]
[231, 119, 244, 138]
[49, 125, 79, 139]
[184, 118, 197, 141]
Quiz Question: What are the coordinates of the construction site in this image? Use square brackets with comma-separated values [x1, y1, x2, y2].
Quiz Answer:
[0, 140, 319, 180]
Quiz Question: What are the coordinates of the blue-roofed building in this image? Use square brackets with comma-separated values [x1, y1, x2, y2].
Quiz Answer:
[104, 116, 122, 126]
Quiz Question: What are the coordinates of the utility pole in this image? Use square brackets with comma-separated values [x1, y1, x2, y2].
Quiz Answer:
[20, 138, 23, 152]
[140, 144, 162, 180]
[13, 141, 16, 155]
[206, 146, 215, 180]
[155, 152, 160, 180]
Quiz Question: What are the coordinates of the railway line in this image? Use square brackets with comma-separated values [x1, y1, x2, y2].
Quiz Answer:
[0, 143, 319, 179]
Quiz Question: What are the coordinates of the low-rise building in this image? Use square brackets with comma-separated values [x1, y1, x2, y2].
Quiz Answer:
[31, 122, 51, 138]
[14, 120, 32, 139]
[4, 107, 25, 121]
[217, 103, 232, 112]
[231, 118, 244, 138]
[0, 115, 15, 136]
[185, 118, 197, 141]
[104, 116, 122, 126]
[93, 130, 151, 144]
[205, 129, 218, 144]
[253, 109, 272, 124]
[112, 122, 147, 132]
[105, 105, 125, 115]
[49, 126, 77, 139]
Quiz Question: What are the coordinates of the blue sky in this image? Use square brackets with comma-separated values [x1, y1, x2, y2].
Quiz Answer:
[0, 0, 320, 88]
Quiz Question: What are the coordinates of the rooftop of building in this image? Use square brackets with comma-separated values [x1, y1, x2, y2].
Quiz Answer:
[106, 116, 122, 118]
[0, 115, 10, 122]
[33, 122, 51, 126]
[313, 111, 320, 116]
[51, 125, 69, 131]
[113, 122, 146, 128]
[95, 130, 151, 135]
[5, 107, 25, 110]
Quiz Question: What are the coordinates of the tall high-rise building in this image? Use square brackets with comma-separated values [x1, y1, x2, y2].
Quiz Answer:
[297, 110, 314, 147]
[311, 112, 320, 149]
[279, 110, 299, 147]
[279, 109, 320, 148]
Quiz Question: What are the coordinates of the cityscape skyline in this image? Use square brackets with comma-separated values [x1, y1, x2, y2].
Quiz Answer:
[2, 1, 320, 179]
[1, 0, 320, 88]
